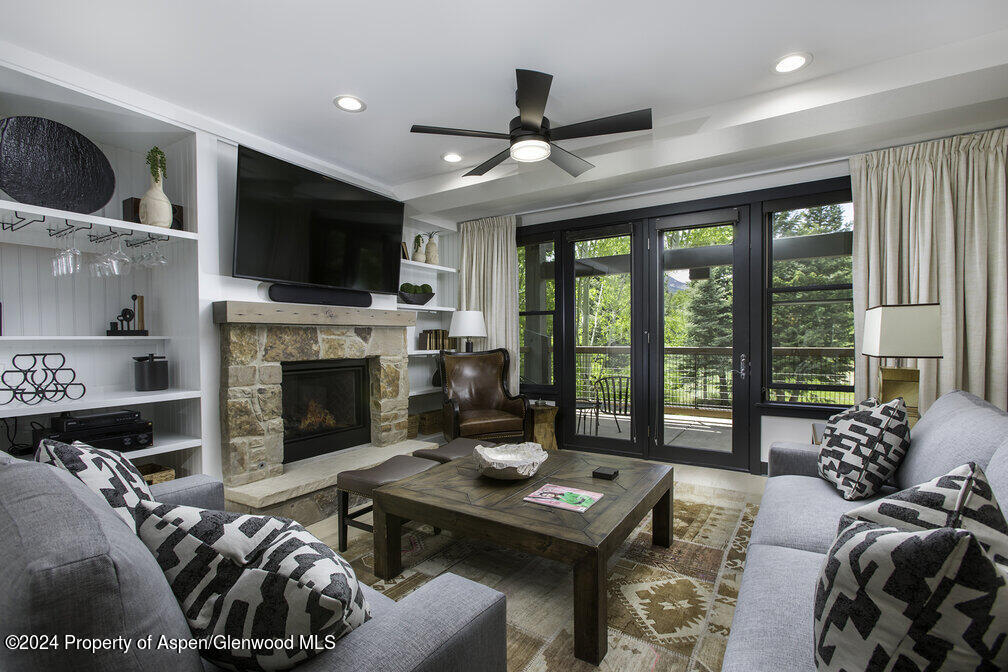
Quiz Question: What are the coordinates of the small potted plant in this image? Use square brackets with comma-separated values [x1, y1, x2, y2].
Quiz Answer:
[398, 282, 434, 305]
[139, 146, 172, 228]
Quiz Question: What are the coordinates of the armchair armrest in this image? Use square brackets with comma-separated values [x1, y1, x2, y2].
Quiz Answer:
[149, 474, 225, 510]
[767, 442, 821, 478]
[296, 573, 506, 672]
[499, 390, 532, 441]
[442, 397, 461, 440]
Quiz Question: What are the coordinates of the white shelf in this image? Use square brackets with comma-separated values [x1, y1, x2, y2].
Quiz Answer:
[0, 199, 198, 242]
[0, 335, 167, 343]
[0, 388, 202, 419]
[397, 304, 455, 313]
[401, 259, 457, 274]
[407, 350, 455, 356]
[409, 385, 442, 397]
[125, 433, 201, 460]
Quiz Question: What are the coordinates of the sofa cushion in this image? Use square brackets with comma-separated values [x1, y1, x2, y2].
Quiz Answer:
[458, 409, 523, 437]
[817, 397, 910, 500]
[751, 475, 895, 554]
[721, 543, 820, 672]
[0, 459, 200, 672]
[35, 439, 153, 531]
[898, 390, 1008, 490]
[814, 520, 1008, 670]
[136, 501, 370, 672]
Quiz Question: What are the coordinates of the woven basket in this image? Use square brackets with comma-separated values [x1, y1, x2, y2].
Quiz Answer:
[138, 463, 175, 485]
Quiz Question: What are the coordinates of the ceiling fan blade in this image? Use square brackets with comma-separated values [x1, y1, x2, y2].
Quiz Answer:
[515, 69, 553, 130]
[411, 124, 510, 140]
[547, 144, 594, 177]
[463, 148, 511, 177]
[549, 108, 652, 141]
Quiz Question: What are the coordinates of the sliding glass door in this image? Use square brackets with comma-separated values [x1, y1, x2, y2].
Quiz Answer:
[647, 208, 751, 468]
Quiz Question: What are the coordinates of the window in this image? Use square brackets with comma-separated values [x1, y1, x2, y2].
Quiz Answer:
[765, 196, 855, 406]
[518, 239, 556, 389]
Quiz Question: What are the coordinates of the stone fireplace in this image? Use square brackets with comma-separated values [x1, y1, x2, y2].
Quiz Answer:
[215, 301, 414, 489]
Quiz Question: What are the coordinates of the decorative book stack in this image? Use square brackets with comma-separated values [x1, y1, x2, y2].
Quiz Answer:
[419, 329, 455, 351]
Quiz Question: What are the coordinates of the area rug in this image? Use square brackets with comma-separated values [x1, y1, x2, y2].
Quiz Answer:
[341, 480, 760, 672]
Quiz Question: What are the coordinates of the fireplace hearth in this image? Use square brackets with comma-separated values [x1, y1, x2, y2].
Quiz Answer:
[281, 359, 370, 463]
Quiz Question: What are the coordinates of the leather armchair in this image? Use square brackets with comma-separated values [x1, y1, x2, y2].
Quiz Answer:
[440, 349, 532, 443]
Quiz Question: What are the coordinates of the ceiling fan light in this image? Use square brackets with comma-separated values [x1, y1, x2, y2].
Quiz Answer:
[510, 137, 551, 163]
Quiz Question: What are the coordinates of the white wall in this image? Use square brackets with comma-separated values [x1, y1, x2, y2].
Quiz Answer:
[760, 416, 816, 464]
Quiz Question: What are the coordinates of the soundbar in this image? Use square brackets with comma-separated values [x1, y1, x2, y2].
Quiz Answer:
[267, 283, 373, 308]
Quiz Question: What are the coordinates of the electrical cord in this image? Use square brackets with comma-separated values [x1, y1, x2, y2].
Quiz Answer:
[2, 417, 37, 456]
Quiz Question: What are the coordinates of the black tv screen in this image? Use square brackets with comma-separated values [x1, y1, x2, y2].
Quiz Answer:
[233, 146, 403, 293]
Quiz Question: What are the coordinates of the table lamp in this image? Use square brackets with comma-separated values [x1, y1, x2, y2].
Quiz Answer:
[862, 303, 942, 422]
[449, 310, 487, 352]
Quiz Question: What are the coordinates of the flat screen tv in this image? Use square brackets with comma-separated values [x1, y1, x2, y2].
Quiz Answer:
[233, 146, 403, 294]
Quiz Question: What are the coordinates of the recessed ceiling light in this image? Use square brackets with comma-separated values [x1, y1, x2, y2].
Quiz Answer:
[510, 137, 551, 163]
[774, 52, 811, 73]
[442, 152, 462, 163]
[333, 95, 366, 112]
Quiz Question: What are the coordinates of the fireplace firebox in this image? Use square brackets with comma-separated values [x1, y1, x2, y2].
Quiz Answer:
[280, 359, 370, 463]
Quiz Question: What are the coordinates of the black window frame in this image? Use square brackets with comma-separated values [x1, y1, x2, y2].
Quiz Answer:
[516, 230, 561, 400]
[762, 189, 855, 410]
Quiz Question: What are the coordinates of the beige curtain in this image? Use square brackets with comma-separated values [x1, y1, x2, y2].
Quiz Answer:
[851, 128, 1008, 412]
[459, 215, 520, 393]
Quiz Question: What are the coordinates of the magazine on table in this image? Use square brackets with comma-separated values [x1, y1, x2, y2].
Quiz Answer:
[524, 483, 603, 512]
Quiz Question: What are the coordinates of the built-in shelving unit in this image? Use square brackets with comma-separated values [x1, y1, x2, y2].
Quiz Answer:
[400, 259, 457, 274]
[0, 335, 168, 343]
[401, 214, 459, 420]
[0, 388, 201, 419]
[397, 303, 456, 313]
[124, 433, 202, 461]
[0, 65, 203, 478]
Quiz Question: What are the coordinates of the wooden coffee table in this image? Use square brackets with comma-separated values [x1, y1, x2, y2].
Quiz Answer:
[372, 450, 674, 665]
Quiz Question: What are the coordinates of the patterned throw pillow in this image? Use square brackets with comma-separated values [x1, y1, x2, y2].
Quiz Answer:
[35, 438, 153, 531]
[839, 462, 1008, 556]
[817, 397, 910, 500]
[814, 464, 1008, 671]
[135, 502, 370, 672]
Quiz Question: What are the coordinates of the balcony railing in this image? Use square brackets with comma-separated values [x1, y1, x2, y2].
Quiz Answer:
[521, 345, 854, 409]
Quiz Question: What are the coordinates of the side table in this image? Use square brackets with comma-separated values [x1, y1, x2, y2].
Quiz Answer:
[531, 403, 559, 450]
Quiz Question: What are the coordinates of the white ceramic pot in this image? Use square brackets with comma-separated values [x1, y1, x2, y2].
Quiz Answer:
[425, 238, 439, 265]
[412, 246, 426, 263]
[139, 175, 172, 228]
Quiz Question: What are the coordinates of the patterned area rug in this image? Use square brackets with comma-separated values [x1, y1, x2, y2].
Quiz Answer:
[342, 480, 760, 672]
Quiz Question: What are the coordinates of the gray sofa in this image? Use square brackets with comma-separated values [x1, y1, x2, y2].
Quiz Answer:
[0, 453, 506, 672]
[722, 390, 1008, 671]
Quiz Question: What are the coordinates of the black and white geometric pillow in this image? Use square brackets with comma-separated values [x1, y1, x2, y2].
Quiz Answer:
[817, 397, 910, 500]
[35, 438, 153, 531]
[814, 520, 1008, 670]
[840, 462, 1008, 559]
[824, 397, 879, 427]
[135, 502, 371, 672]
[815, 464, 1008, 671]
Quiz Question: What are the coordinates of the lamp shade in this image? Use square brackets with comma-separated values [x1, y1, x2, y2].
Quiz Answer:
[449, 310, 487, 338]
[862, 304, 942, 358]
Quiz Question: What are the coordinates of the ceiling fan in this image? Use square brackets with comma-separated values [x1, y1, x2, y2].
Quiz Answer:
[410, 69, 652, 178]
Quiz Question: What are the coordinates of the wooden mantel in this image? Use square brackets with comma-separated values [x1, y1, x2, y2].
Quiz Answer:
[211, 301, 415, 327]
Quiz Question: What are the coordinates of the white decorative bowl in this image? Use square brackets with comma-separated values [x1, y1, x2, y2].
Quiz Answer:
[473, 442, 549, 480]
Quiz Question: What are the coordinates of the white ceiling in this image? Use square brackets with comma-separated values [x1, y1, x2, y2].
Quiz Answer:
[3, 1, 1008, 219]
